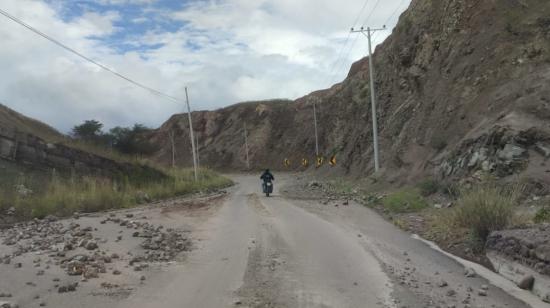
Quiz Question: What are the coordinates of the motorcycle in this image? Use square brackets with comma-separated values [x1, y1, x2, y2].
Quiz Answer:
[262, 180, 273, 197]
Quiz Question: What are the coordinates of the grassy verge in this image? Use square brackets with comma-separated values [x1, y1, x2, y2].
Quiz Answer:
[0, 167, 232, 220]
[381, 188, 429, 213]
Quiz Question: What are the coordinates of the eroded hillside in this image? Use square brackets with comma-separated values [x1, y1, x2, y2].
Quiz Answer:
[149, 0, 550, 187]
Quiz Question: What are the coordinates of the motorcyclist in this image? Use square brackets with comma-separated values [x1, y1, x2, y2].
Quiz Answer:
[260, 169, 274, 196]
[260, 169, 274, 182]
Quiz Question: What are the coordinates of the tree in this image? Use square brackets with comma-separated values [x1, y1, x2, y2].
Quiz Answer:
[109, 124, 157, 156]
[71, 120, 104, 142]
[71, 120, 157, 156]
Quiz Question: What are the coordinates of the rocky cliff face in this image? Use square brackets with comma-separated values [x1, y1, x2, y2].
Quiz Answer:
[149, 0, 550, 187]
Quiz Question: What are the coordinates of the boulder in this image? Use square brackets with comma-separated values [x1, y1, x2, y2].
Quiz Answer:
[85, 241, 98, 250]
[517, 275, 535, 290]
[497, 144, 526, 161]
[535, 143, 550, 158]
[535, 245, 550, 262]
[83, 267, 98, 279]
[464, 268, 476, 277]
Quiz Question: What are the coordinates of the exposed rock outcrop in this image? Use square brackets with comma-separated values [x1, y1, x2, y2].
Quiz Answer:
[148, 0, 550, 187]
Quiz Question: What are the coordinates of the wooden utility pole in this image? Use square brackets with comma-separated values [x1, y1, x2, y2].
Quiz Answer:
[244, 123, 250, 170]
[169, 130, 176, 168]
[313, 101, 319, 157]
[196, 133, 200, 170]
[185, 87, 198, 181]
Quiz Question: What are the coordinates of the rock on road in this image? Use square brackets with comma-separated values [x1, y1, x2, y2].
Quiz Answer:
[0, 174, 544, 308]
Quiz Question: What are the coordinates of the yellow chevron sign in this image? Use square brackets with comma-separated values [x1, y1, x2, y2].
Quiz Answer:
[316, 156, 324, 167]
[329, 155, 336, 166]
[301, 158, 309, 167]
[283, 158, 291, 167]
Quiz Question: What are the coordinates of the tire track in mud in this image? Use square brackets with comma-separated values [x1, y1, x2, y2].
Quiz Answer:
[246, 193, 273, 217]
[235, 194, 298, 307]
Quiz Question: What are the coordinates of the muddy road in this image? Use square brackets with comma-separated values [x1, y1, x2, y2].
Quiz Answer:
[0, 174, 545, 308]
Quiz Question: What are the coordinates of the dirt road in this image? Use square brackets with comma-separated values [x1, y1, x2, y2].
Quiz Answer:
[0, 174, 546, 308]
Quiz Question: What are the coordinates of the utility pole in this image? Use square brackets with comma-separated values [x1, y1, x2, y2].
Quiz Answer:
[313, 100, 319, 157]
[351, 25, 386, 173]
[196, 133, 200, 171]
[185, 87, 198, 181]
[244, 123, 250, 170]
[169, 130, 176, 168]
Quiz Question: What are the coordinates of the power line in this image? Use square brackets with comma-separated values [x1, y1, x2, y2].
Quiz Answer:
[383, 0, 408, 26]
[330, 0, 409, 85]
[369, 0, 409, 49]
[329, 0, 385, 85]
[351, 0, 372, 29]
[0, 8, 183, 104]
[329, 35, 359, 84]
[323, 0, 371, 87]
[362, 0, 381, 26]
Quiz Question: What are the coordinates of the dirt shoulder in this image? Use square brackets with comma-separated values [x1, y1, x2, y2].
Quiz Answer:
[281, 174, 550, 302]
[0, 191, 227, 308]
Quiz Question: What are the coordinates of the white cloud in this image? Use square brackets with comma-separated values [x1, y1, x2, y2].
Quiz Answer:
[0, 0, 410, 132]
[97, 0, 157, 5]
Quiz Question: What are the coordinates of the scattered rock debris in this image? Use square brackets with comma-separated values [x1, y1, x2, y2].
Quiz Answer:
[0, 211, 194, 302]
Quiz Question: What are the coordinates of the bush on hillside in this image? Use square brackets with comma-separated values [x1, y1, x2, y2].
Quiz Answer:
[417, 178, 440, 196]
[453, 185, 518, 242]
[534, 206, 550, 223]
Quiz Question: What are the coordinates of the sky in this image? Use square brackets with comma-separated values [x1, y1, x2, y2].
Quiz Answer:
[0, 0, 411, 133]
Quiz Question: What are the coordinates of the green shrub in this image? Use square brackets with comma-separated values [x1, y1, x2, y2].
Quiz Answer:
[440, 181, 461, 199]
[534, 206, 550, 223]
[418, 178, 440, 196]
[453, 185, 517, 241]
[383, 188, 428, 213]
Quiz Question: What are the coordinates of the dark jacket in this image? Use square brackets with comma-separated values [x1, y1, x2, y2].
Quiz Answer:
[260, 171, 274, 182]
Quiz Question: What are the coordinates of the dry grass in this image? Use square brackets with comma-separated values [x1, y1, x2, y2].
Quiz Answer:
[1, 168, 232, 219]
[452, 185, 519, 241]
[57, 139, 148, 164]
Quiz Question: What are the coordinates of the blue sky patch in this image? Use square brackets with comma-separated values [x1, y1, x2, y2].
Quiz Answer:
[45, 0, 189, 54]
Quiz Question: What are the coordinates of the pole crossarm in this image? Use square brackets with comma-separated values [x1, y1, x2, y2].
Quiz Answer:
[350, 26, 386, 34]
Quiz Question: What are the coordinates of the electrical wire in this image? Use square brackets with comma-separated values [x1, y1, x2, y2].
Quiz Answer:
[331, 0, 409, 84]
[323, 0, 371, 87]
[382, 0, 408, 27]
[362, 0, 381, 26]
[0, 8, 183, 104]
[329, 0, 383, 85]
[369, 0, 409, 50]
